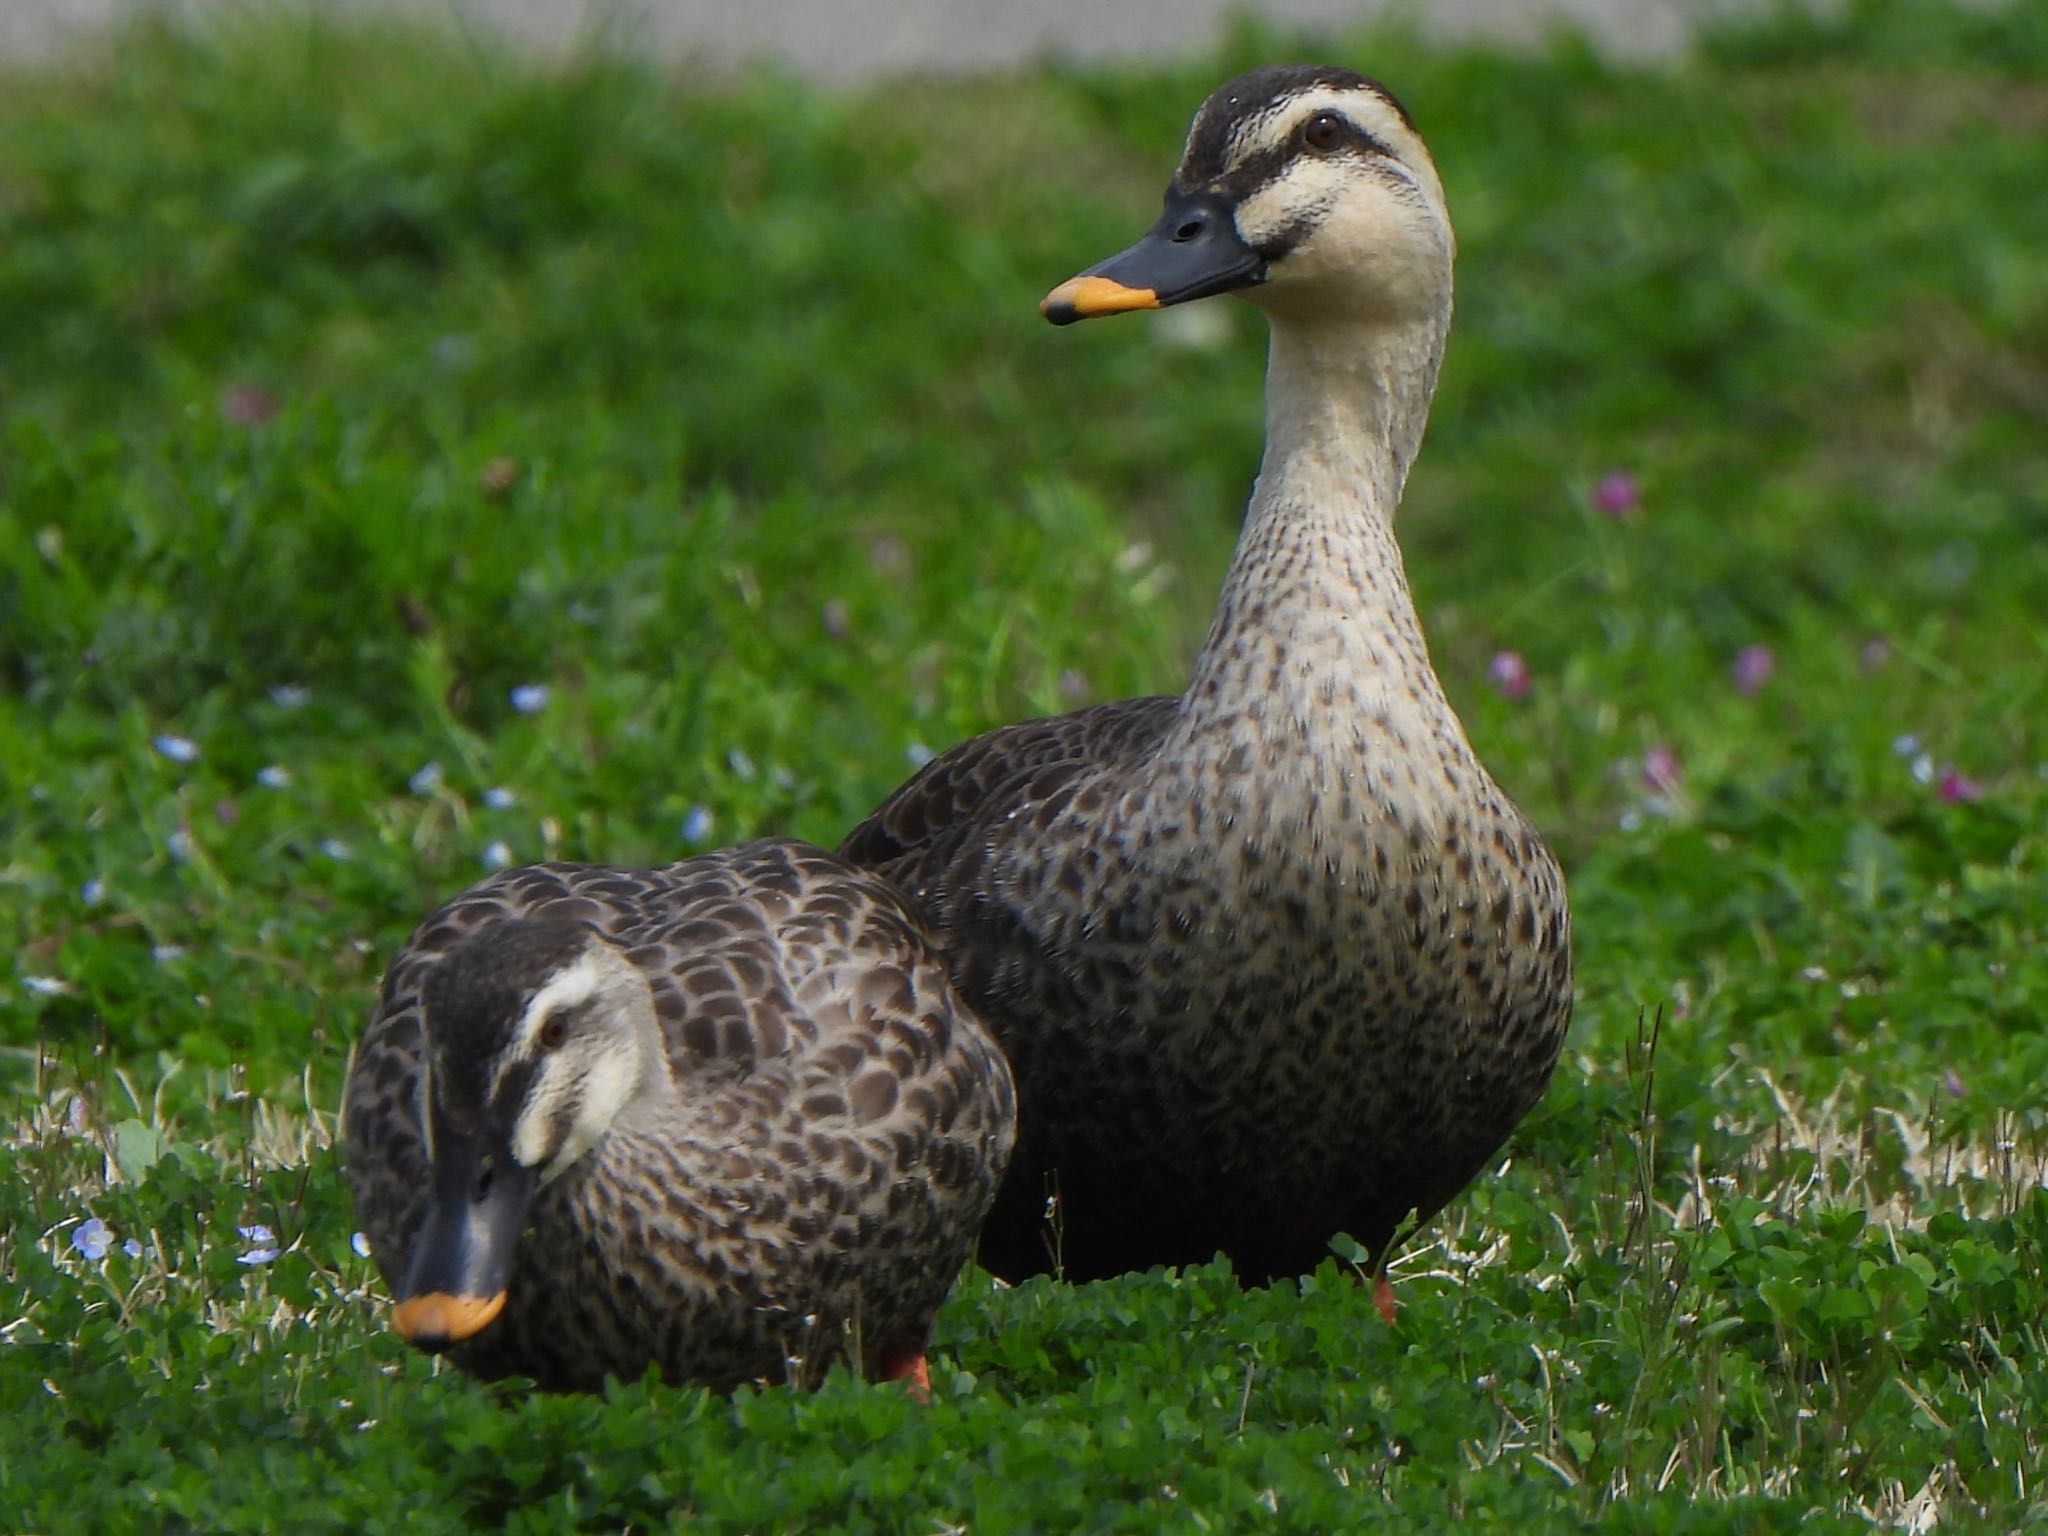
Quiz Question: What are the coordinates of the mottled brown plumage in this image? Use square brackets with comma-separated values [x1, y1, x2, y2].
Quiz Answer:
[841, 67, 1572, 1287]
[343, 838, 1015, 1392]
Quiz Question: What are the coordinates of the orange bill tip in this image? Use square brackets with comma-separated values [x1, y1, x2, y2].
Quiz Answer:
[391, 1289, 507, 1347]
[1040, 274, 1162, 324]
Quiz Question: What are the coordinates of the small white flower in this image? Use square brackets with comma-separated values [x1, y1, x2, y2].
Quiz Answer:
[153, 734, 200, 764]
[483, 786, 516, 810]
[482, 841, 514, 871]
[509, 684, 549, 715]
[907, 742, 935, 768]
[408, 761, 444, 796]
[1909, 753, 1936, 786]
[23, 975, 67, 997]
[256, 765, 292, 789]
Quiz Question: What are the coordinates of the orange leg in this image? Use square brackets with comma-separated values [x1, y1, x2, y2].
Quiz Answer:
[881, 1350, 932, 1403]
[1372, 1272, 1397, 1327]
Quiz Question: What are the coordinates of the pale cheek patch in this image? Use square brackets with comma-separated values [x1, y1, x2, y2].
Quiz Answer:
[521, 1048, 640, 1186]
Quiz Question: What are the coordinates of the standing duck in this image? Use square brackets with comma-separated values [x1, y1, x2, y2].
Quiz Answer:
[841, 66, 1572, 1302]
[343, 838, 1016, 1393]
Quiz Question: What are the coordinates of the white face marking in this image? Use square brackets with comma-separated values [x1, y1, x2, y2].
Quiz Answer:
[1219, 88, 1452, 324]
[500, 945, 656, 1184]
[508, 950, 605, 1061]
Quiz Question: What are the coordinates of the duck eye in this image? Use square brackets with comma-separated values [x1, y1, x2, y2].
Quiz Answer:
[1302, 112, 1345, 153]
[537, 1014, 569, 1052]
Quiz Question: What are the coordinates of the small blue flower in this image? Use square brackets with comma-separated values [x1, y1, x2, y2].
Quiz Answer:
[238, 1224, 275, 1243]
[483, 786, 516, 810]
[72, 1218, 113, 1262]
[726, 748, 756, 781]
[482, 841, 514, 871]
[907, 743, 936, 768]
[509, 684, 549, 715]
[80, 878, 107, 905]
[237, 1225, 279, 1266]
[351, 1232, 373, 1259]
[166, 828, 196, 863]
[269, 684, 311, 710]
[238, 1246, 280, 1267]
[154, 734, 200, 764]
[256, 765, 292, 789]
[123, 1238, 143, 1259]
[1891, 733, 1921, 759]
[682, 805, 714, 844]
[319, 838, 352, 862]
[408, 761, 445, 796]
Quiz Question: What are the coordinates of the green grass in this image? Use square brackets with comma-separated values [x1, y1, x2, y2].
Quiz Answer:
[4, 2, 2047, 1528]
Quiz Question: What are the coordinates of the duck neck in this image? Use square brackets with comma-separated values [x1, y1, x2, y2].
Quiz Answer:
[1175, 305, 1465, 764]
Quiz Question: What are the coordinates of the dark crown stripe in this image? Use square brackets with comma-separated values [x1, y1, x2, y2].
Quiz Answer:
[1179, 64, 1413, 185]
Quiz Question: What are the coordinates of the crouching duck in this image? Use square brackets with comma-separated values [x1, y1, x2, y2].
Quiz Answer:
[343, 838, 1016, 1393]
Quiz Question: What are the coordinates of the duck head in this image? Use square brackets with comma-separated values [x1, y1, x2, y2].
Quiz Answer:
[1041, 65, 1452, 330]
[390, 916, 661, 1352]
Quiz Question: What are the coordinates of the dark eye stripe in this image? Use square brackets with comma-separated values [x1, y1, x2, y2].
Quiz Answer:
[1184, 116, 1399, 205]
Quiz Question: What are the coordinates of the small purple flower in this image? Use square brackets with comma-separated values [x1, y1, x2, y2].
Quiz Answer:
[123, 1238, 143, 1259]
[1937, 768, 1982, 804]
[1486, 650, 1531, 700]
[153, 734, 200, 764]
[1592, 471, 1640, 520]
[1942, 1068, 1966, 1099]
[1730, 644, 1775, 698]
[509, 684, 549, 715]
[72, 1218, 113, 1262]
[1642, 745, 1681, 794]
[220, 383, 280, 427]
